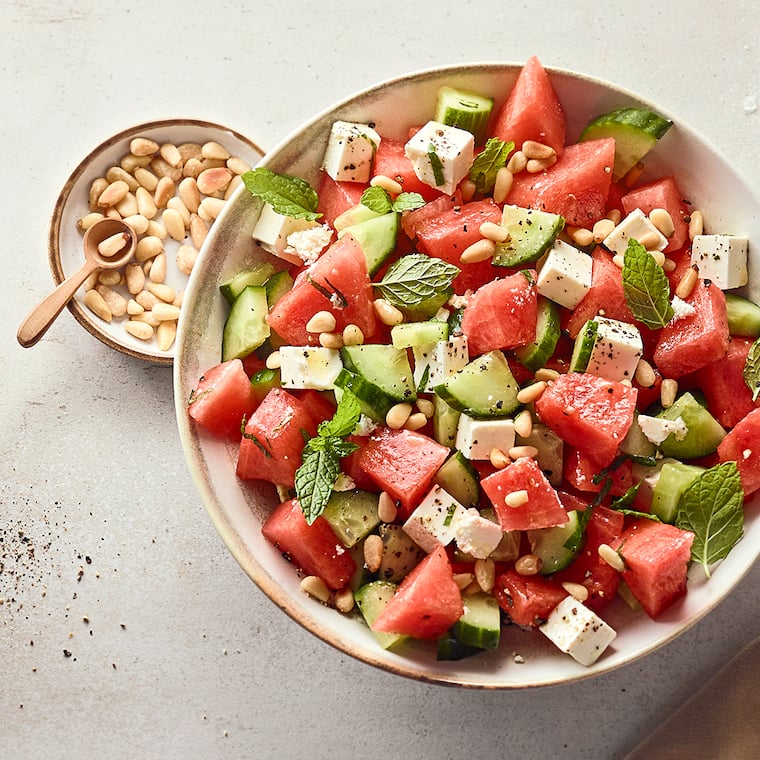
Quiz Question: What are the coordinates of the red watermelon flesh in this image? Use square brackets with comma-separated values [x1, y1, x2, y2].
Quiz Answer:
[316, 172, 367, 228]
[507, 138, 615, 228]
[493, 569, 568, 628]
[374, 137, 442, 201]
[717, 407, 760, 496]
[562, 446, 633, 496]
[461, 270, 537, 355]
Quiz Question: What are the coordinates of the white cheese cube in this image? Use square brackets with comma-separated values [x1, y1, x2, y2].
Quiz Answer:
[451, 508, 503, 559]
[322, 120, 381, 183]
[690, 234, 749, 289]
[413, 335, 469, 392]
[637, 414, 689, 445]
[585, 317, 643, 383]
[252, 203, 319, 265]
[602, 208, 668, 255]
[536, 239, 593, 309]
[403, 484, 467, 553]
[404, 120, 475, 195]
[540, 595, 617, 666]
[278, 346, 342, 390]
[455, 414, 516, 460]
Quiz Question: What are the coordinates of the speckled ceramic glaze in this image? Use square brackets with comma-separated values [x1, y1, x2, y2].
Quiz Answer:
[174, 64, 760, 687]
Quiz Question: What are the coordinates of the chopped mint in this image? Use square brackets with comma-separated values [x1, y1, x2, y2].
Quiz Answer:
[374, 253, 460, 308]
[622, 239, 675, 328]
[392, 192, 425, 212]
[428, 143, 445, 187]
[242, 167, 321, 221]
[468, 137, 514, 195]
[743, 337, 760, 401]
[360, 186, 425, 214]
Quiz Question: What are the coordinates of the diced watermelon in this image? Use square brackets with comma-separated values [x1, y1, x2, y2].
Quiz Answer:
[621, 176, 690, 253]
[374, 137, 442, 201]
[261, 498, 356, 590]
[461, 270, 537, 355]
[717, 407, 760, 496]
[507, 138, 615, 228]
[482, 456, 569, 531]
[665, 247, 694, 291]
[188, 358, 257, 440]
[401, 192, 462, 239]
[491, 56, 566, 156]
[355, 429, 450, 520]
[267, 234, 378, 346]
[534, 372, 638, 467]
[371, 545, 463, 639]
[316, 172, 367, 228]
[562, 446, 633, 497]
[493, 569, 567, 627]
[236, 388, 317, 487]
[296, 388, 337, 428]
[653, 279, 729, 379]
[413, 198, 505, 294]
[611, 519, 695, 618]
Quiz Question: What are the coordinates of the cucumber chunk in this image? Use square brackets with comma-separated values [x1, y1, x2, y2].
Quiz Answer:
[492, 205, 564, 267]
[333, 368, 394, 421]
[432, 394, 461, 448]
[219, 264, 275, 304]
[514, 296, 561, 372]
[377, 524, 425, 583]
[434, 86, 494, 146]
[322, 490, 381, 548]
[221, 285, 270, 361]
[334, 203, 382, 232]
[568, 319, 599, 373]
[436, 633, 484, 661]
[339, 212, 399, 275]
[341, 344, 416, 403]
[391, 320, 449, 349]
[452, 593, 501, 650]
[580, 107, 673, 181]
[725, 293, 760, 336]
[651, 461, 705, 523]
[656, 391, 726, 459]
[527, 510, 584, 575]
[354, 581, 406, 649]
[264, 269, 294, 308]
[434, 450, 480, 508]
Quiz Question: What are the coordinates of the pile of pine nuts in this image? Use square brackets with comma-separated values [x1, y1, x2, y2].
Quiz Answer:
[77, 134, 253, 353]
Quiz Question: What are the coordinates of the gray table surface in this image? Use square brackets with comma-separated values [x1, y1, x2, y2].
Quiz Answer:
[2, 2, 759, 758]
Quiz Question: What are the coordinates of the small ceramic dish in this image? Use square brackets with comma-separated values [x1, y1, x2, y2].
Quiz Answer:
[48, 119, 264, 364]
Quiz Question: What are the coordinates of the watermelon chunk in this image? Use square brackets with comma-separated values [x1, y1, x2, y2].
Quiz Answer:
[374, 137, 442, 201]
[482, 456, 569, 531]
[562, 446, 633, 496]
[507, 138, 615, 228]
[534, 372, 638, 467]
[371, 545, 463, 639]
[493, 569, 567, 627]
[461, 270, 537, 355]
[316, 172, 367, 228]
[717, 407, 760, 496]
[492, 55, 566, 156]
[611, 519, 694, 618]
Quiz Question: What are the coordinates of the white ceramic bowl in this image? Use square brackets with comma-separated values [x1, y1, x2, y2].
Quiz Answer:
[49, 119, 264, 364]
[174, 63, 760, 687]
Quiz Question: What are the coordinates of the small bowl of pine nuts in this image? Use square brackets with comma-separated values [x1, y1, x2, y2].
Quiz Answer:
[48, 119, 264, 363]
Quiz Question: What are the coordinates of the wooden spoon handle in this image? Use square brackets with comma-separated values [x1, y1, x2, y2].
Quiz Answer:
[17, 260, 98, 348]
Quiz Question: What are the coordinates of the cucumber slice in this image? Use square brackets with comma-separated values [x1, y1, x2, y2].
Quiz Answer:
[219, 263, 275, 304]
[656, 391, 726, 459]
[514, 296, 561, 371]
[434, 450, 480, 508]
[651, 461, 705, 523]
[436, 633, 484, 661]
[250, 367, 280, 398]
[434, 350, 520, 418]
[221, 285, 270, 361]
[334, 203, 383, 232]
[492, 205, 564, 268]
[264, 269, 294, 308]
[434, 86, 494, 145]
[333, 368, 394, 421]
[725, 293, 760, 336]
[568, 319, 599, 373]
[391, 320, 449, 350]
[339, 212, 399, 275]
[432, 394, 461, 448]
[452, 593, 501, 650]
[377, 524, 425, 582]
[340, 344, 416, 403]
[527, 509, 584, 575]
[580, 107, 673, 181]
[354, 581, 406, 650]
[322, 490, 381, 548]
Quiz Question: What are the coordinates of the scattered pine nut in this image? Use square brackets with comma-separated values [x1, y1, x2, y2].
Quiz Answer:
[454, 572, 476, 591]
[370, 174, 403, 195]
[479, 220, 510, 243]
[504, 490, 529, 508]
[386, 403, 412, 430]
[661, 378, 678, 409]
[83, 289, 112, 322]
[97, 231, 130, 258]
[265, 351, 282, 370]
[489, 448, 511, 469]
[675, 265, 699, 300]
[522, 140, 556, 160]
[342, 324, 364, 346]
[515, 554, 542, 576]
[526, 155, 557, 173]
[416, 398, 435, 418]
[404, 412, 428, 431]
[306, 310, 337, 334]
[612, 253, 626, 269]
[634, 358, 657, 388]
[363, 534, 384, 574]
[493, 166, 514, 203]
[567, 226, 594, 247]
[688, 209, 704, 240]
[460, 238, 496, 264]
[637, 230, 662, 250]
[649, 208, 675, 238]
[606, 208, 622, 225]
[318, 332, 344, 349]
[377, 492, 397, 523]
[474, 558, 495, 593]
[334, 587, 355, 614]
[592, 218, 615, 244]
[373, 298, 404, 326]
[508, 445, 539, 460]
[663, 258, 677, 272]
[156, 320, 177, 351]
[534, 367, 560, 383]
[561, 581, 589, 603]
[513, 408, 533, 438]
[300, 575, 330, 603]
[124, 320, 154, 341]
[598, 543, 625, 572]
[506, 150, 527, 174]
[516, 381, 547, 405]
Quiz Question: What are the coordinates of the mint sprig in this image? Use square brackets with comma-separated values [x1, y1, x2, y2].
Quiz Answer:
[675, 461, 744, 577]
[374, 253, 460, 308]
[360, 186, 425, 214]
[468, 137, 514, 195]
[743, 337, 760, 401]
[242, 167, 321, 221]
[295, 390, 361, 524]
[621, 239, 675, 328]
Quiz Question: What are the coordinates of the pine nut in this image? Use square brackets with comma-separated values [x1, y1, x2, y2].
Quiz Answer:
[177, 142, 202, 162]
[154, 176, 175, 208]
[179, 177, 201, 213]
[460, 238, 496, 264]
[459, 179, 476, 203]
[96, 285, 128, 317]
[115, 192, 138, 218]
[151, 301, 180, 322]
[493, 166, 514, 203]
[130, 137, 159, 156]
[416, 398, 435, 418]
[612, 253, 626, 268]
[265, 351, 281, 370]
[156, 320, 177, 351]
[300, 575, 330, 603]
[567, 226, 594, 247]
[623, 161, 645, 188]
[522, 140, 556, 160]
[505, 489, 529, 508]
[377, 492, 397, 523]
[98, 269, 122, 287]
[107, 166, 140, 193]
[534, 368, 560, 382]
[84, 289, 112, 322]
[513, 408, 533, 438]
[318, 332, 343, 349]
[464, 579, 482, 596]
[159, 142, 182, 168]
[386, 403, 412, 430]
[637, 230, 662, 250]
[167, 196, 191, 227]
[516, 381, 546, 404]
[634, 358, 656, 388]
[661, 378, 678, 409]
[183, 157, 203, 179]
[197, 167, 233, 195]
[509, 445, 539, 460]
[124, 320, 153, 341]
[474, 558, 495, 593]
[97, 232, 130, 258]
[688, 209, 704, 240]
[663, 258, 677, 272]
[489, 448, 511, 469]
[77, 212, 105, 231]
[342, 324, 364, 346]
[526, 155, 557, 173]
[89, 177, 109, 211]
[480, 221, 510, 243]
[134, 166, 159, 192]
[121, 214, 149, 235]
[649, 208, 675, 238]
[146, 220, 167, 239]
[130, 310, 160, 328]
[201, 140, 230, 161]
[135, 186, 158, 219]
[561, 581, 589, 602]
[515, 554, 542, 576]
[606, 208, 622, 225]
[363, 534, 384, 573]
[334, 587, 354, 614]
[227, 156, 252, 175]
[199, 197, 225, 220]
[676, 264, 699, 300]
[649, 250, 666, 267]
[97, 180, 130, 208]
[306, 310, 337, 334]
[146, 281, 176, 303]
[126, 298, 144, 316]
[173, 290, 185, 309]
[507, 150, 527, 174]
[592, 218, 615, 244]
[135, 289, 159, 310]
[404, 412, 428, 431]
[373, 298, 403, 326]
[135, 235, 163, 263]
[124, 263, 145, 295]
[454, 572, 475, 591]
[163, 208, 186, 242]
[598, 543, 625, 572]
[370, 174, 403, 195]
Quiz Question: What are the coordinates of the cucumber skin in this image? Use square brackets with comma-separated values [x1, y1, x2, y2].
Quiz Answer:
[726, 293, 760, 336]
[221, 285, 270, 362]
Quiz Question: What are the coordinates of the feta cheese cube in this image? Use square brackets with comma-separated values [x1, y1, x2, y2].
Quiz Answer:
[455, 414, 516, 461]
[322, 120, 381, 183]
[690, 234, 749, 289]
[278, 346, 342, 390]
[585, 317, 643, 383]
[252, 203, 319, 264]
[404, 120, 475, 195]
[403, 484, 467, 553]
[413, 335, 469, 392]
[637, 414, 689, 445]
[540, 595, 617, 666]
[451, 508, 503, 559]
[602, 208, 668, 255]
[536, 239, 593, 309]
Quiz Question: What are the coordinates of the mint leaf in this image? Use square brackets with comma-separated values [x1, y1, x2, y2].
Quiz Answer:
[374, 253, 459, 308]
[622, 239, 675, 328]
[743, 337, 760, 401]
[428, 143, 445, 187]
[318, 389, 362, 439]
[392, 192, 425, 212]
[469, 137, 514, 195]
[675, 461, 744, 577]
[242, 167, 321, 221]
[360, 186, 393, 214]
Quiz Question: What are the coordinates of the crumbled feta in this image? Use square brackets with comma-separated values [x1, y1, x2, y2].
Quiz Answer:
[322, 120, 381, 183]
[352, 414, 378, 437]
[670, 295, 696, 322]
[285, 224, 333, 265]
[452, 508, 503, 559]
[403, 484, 467, 553]
[602, 208, 668, 255]
[536, 239, 593, 309]
[455, 414, 516, 460]
[690, 234, 749, 289]
[405, 120, 474, 195]
[278, 346, 342, 390]
[413, 335, 469, 392]
[447, 291, 471, 310]
[333, 473, 356, 492]
[252, 203, 319, 264]
[637, 414, 689, 445]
